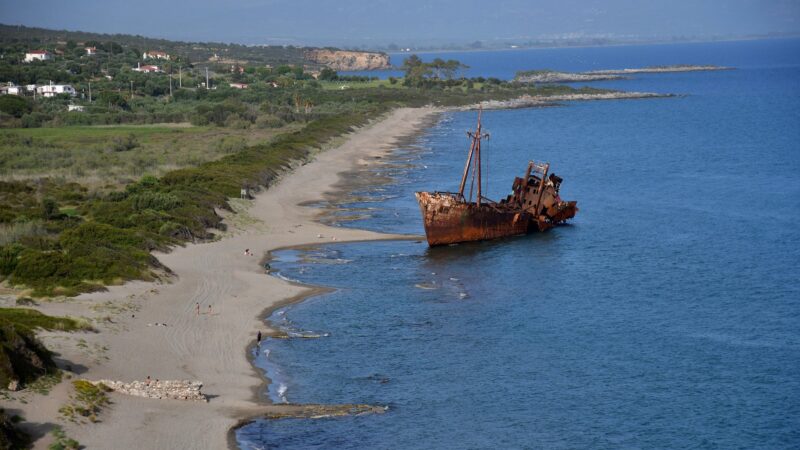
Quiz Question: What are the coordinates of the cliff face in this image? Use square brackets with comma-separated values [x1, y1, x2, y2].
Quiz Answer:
[304, 49, 390, 71]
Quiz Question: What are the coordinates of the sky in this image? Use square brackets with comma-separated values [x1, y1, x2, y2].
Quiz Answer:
[1, 0, 799, 47]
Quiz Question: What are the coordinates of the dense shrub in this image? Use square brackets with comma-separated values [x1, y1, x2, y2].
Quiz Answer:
[0, 319, 56, 389]
[0, 96, 32, 118]
[0, 244, 24, 276]
[110, 133, 139, 152]
[130, 191, 182, 211]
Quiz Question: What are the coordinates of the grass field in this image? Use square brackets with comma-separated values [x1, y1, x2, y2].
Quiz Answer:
[0, 123, 301, 190]
[319, 79, 404, 90]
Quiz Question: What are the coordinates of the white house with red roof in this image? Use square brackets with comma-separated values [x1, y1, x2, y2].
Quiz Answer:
[24, 50, 52, 62]
[133, 63, 161, 73]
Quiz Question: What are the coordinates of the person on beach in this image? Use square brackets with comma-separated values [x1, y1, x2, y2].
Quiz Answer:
[195, 302, 200, 316]
[244, 248, 251, 256]
[257, 330, 262, 345]
[208, 304, 212, 315]
[146, 376, 151, 386]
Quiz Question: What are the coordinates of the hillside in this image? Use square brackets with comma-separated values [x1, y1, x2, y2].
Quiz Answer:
[0, 24, 388, 69]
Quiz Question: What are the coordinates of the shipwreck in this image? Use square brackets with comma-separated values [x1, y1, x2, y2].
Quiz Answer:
[415, 110, 578, 246]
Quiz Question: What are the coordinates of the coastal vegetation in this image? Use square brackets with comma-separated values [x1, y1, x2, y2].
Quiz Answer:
[0, 307, 92, 394]
[58, 380, 111, 424]
[0, 316, 57, 389]
[47, 426, 80, 450]
[0, 408, 30, 450]
[0, 308, 92, 333]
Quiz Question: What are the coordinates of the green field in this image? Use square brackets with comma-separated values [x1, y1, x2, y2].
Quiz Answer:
[318, 79, 404, 90]
[0, 124, 300, 190]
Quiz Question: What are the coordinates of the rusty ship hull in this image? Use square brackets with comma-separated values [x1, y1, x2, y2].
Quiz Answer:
[415, 192, 533, 246]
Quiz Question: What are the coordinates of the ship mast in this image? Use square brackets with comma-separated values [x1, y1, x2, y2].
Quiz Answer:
[458, 107, 490, 205]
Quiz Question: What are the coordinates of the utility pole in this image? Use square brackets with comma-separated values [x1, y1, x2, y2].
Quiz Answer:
[88, 82, 91, 103]
[178, 66, 182, 88]
[130, 80, 133, 98]
[205, 67, 209, 90]
[169, 71, 173, 97]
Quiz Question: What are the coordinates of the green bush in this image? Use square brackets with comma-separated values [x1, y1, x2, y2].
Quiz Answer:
[0, 244, 24, 276]
[130, 191, 182, 211]
[110, 133, 139, 152]
[0, 308, 92, 333]
[41, 198, 59, 220]
[255, 114, 284, 129]
[0, 319, 57, 389]
[0, 96, 32, 118]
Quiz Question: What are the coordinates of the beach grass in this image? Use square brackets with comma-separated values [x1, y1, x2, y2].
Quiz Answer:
[58, 380, 111, 424]
[0, 308, 93, 332]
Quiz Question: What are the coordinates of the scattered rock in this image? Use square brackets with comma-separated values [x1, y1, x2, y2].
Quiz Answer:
[93, 379, 206, 401]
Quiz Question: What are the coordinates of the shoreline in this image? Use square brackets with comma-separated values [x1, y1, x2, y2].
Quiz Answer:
[5, 107, 441, 450]
[6, 91, 663, 449]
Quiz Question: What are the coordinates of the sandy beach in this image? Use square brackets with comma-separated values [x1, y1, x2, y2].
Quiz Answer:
[3, 107, 440, 449]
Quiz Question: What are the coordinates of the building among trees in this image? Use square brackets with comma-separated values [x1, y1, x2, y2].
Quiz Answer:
[24, 50, 52, 62]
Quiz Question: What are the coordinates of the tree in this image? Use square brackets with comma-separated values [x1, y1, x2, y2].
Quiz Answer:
[318, 68, 337, 81]
[443, 59, 468, 80]
[401, 55, 466, 86]
[97, 91, 128, 109]
[105, 41, 123, 55]
[402, 54, 431, 86]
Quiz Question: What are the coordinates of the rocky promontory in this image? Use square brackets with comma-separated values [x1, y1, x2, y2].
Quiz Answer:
[463, 91, 675, 110]
[587, 65, 732, 75]
[515, 65, 732, 83]
[515, 70, 624, 83]
[304, 49, 390, 71]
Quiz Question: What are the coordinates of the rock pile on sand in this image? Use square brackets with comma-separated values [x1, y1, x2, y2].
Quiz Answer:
[95, 379, 206, 401]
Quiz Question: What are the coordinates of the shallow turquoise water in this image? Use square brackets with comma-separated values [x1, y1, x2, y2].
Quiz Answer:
[238, 39, 800, 449]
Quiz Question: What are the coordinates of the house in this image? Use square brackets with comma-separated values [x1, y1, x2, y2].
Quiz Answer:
[8, 85, 25, 95]
[36, 83, 77, 97]
[85, 47, 97, 55]
[0, 83, 25, 96]
[24, 50, 52, 62]
[143, 50, 170, 60]
[229, 83, 248, 89]
[133, 63, 161, 73]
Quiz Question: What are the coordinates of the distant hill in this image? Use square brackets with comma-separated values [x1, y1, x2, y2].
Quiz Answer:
[0, 23, 310, 66]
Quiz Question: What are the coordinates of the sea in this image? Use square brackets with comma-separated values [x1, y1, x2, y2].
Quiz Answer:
[237, 39, 800, 449]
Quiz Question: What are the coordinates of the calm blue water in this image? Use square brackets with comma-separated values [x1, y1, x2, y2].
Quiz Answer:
[238, 39, 800, 449]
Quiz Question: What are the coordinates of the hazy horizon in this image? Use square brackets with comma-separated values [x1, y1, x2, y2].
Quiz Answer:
[2, 0, 799, 48]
